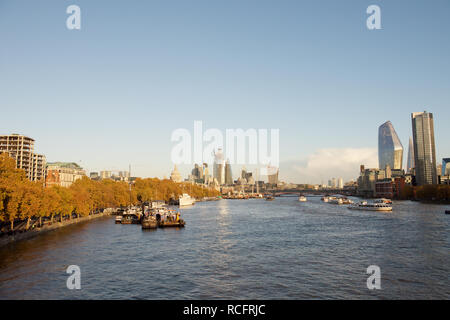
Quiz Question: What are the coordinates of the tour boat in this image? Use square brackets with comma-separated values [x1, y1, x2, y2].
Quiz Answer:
[328, 197, 343, 205]
[298, 195, 307, 202]
[341, 197, 354, 204]
[374, 198, 393, 204]
[348, 201, 392, 212]
[179, 193, 195, 207]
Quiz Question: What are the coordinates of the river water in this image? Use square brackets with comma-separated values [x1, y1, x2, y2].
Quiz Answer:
[0, 196, 449, 299]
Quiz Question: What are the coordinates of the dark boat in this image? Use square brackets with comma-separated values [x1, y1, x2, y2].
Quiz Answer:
[445, 210, 450, 215]
[120, 214, 139, 224]
[265, 195, 274, 201]
[155, 210, 185, 228]
[142, 216, 157, 229]
[158, 220, 186, 228]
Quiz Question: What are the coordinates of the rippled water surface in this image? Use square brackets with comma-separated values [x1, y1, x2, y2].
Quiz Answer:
[0, 197, 449, 299]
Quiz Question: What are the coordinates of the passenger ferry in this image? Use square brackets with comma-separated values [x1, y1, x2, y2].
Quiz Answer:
[348, 201, 393, 212]
[373, 198, 393, 204]
[298, 195, 307, 202]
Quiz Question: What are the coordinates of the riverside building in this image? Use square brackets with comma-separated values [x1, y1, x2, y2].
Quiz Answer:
[45, 162, 86, 187]
[411, 111, 437, 185]
[0, 134, 46, 182]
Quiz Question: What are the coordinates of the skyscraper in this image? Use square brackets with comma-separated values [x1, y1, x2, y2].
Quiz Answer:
[406, 137, 415, 173]
[378, 121, 403, 170]
[213, 148, 225, 185]
[442, 158, 450, 176]
[225, 159, 233, 185]
[411, 111, 437, 185]
[338, 177, 344, 189]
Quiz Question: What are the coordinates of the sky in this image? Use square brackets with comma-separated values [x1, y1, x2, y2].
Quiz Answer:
[1, 0, 449, 184]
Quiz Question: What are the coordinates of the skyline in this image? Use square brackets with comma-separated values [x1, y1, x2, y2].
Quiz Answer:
[1, 0, 450, 183]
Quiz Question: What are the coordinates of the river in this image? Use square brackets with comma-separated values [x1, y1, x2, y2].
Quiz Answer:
[0, 196, 449, 299]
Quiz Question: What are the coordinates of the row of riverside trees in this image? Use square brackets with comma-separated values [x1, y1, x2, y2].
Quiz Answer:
[0, 153, 220, 233]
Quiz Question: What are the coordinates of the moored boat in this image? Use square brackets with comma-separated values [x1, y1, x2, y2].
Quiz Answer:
[115, 216, 122, 224]
[179, 193, 195, 207]
[321, 196, 329, 202]
[141, 215, 157, 229]
[348, 201, 392, 212]
[298, 195, 307, 202]
[156, 209, 185, 228]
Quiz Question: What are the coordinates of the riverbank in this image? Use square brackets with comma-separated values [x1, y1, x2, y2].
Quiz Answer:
[0, 210, 114, 247]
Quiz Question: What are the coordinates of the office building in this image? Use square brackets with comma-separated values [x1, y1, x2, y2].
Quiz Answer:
[411, 111, 437, 185]
[46, 162, 86, 187]
[407, 137, 415, 173]
[225, 159, 233, 185]
[378, 121, 403, 170]
[213, 148, 225, 185]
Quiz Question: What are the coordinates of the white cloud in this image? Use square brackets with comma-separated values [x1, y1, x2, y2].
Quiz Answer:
[280, 148, 378, 184]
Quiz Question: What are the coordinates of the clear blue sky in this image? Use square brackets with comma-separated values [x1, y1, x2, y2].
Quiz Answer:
[1, 0, 449, 183]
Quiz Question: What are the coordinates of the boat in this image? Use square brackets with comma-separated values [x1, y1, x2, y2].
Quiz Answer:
[156, 209, 185, 228]
[445, 210, 450, 215]
[328, 197, 343, 205]
[298, 195, 307, 202]
[321, 196, 329, 203]
[374, 198, 393, 204]
[265, 195, 274, 201]
[115, 216, 122, 224]
[179, 193, 195, 207]
[141, 215, 157, 229]
[341, 197, 354, 204]
[120, 214, 140, 224]
[348, 201, 392, 211]
[121, 207, 141, 224]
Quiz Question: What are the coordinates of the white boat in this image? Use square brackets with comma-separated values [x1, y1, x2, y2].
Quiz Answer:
[115, 216, 122, 224]
[298, 195, 307, 202]
[328, 197, 343, 205]
[321, 196, 329, 202]
[341, 198, 354, 204]
[179, 193, 195, 207]
[374, 198, 392, 204]
[348, 201, 392, 211]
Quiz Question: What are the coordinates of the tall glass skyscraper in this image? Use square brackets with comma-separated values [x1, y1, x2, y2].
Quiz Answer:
[378, 121, 403, 170]
[407, 137, 415, 173]
[411, 111, 437, 185]
[225, 159, 233, 185]
[442, 158, 450, 176]
[213, 148, 225, 185]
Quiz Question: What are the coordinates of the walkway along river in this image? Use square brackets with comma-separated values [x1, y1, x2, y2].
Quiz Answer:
[0, 197, 449, 299]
